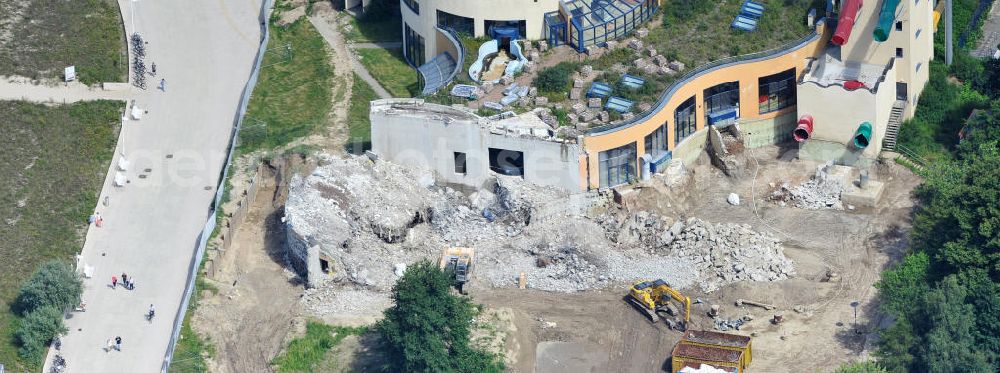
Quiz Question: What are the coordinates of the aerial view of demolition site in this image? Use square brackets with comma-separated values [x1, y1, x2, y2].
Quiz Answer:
[185, 0, 942, 372]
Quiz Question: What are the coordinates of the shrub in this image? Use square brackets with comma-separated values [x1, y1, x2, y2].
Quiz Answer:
[835, 361, 889, 373]
[15, 260, 82, 314]
[15, 306, 67, 361]
[535, 62, 577, 94]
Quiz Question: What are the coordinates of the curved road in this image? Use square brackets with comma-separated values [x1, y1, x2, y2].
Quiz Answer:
[55, 0, 264, 371]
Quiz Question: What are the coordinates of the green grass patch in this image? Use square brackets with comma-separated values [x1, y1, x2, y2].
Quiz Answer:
[356, 47, 418, 98]
[0, 0, 126, 84]
[347, 73, 378, 153]
[241, 17, 334, 153]
[0, 100, 122, 370]
[343, 13, 402, 43]
[271, 321, 367, 373]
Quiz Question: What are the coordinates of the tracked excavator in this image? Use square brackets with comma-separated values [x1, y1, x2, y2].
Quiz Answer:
[628, 279, 691, 330]
[439, 247, 474, 294]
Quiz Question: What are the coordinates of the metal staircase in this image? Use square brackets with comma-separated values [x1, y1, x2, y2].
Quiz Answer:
[881, 100, 906, 150]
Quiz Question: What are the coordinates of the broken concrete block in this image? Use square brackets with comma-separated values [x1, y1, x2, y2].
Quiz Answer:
[524, 62, 536, 73]
[580, 65, 593, 77]
[622, 112, 635, 120]
[534, 96, 549, 106]
[605, 40, 618, 50]
[569, 88, 582, 100]
[669, 60, 686, 71]
[638, 102, 652, 112]
[529, 50, 540, 61]
[538, 40, 548, 51]
[580, 110, 596, 122]
[528, 87, 537, 97]
[634, 58, 648, 68]
[588, 97, 602, 109]
[654, 55, 668, 67]
[658, 66, 675, 76]
[573, 78, 584, 88]
[636, 28, 649, 38]
[481, 82, 494, 94]
[643, 64, 658, 75]
[571, 102, 587, 114]
[628, 38, 643, 50]
[599, 111, 610, 122]
[500, 75, 514, 85]
[575, 123, 588, 131]
[568, 113, 578, 123]
[647, 47, 658, 57]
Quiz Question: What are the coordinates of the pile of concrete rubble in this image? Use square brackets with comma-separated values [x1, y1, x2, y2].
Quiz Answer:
[770, 162, 844, 210]
[285, 155, 796, 313]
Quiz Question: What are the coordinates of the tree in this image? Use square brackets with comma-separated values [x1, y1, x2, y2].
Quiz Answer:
[376, 260, 502, 373]
[15, 306, 67, 361]
[15, 260, 83, 314]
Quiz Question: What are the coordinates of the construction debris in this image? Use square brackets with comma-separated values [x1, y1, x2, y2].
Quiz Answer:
[735, 298, 776, 310]
[285, 155, 796, 314]
[770, 162, 845, 209]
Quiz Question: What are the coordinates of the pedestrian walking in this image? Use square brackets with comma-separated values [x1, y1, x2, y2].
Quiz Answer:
[111, 275, 118, 289]
[147, 304, 155, 321]
[121, 273, 128, 285]
[115, 336, 122, 351]
[127, 278, 135, 290]
[106, 338, 114, 353]
[151, 62, 157, 76]
[158, 78, 165, 91]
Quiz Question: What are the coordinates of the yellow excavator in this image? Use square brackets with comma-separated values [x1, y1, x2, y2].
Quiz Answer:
[439, 247, 474, 294]
[628, 279, 691, 330]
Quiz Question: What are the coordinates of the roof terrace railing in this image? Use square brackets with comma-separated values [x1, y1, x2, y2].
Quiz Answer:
[586, 26, 823, 135]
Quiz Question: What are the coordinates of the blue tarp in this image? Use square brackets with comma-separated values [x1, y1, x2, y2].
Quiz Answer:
[708, 107, 738, 125]
[491, 26, 520, 40]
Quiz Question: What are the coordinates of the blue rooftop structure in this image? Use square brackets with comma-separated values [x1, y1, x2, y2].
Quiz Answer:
[587, 81, 613, 98]
[554, 0, 659, 53]
[732, 15, 758, 32]
[620, 74, 645, 90]
[605, 96, 634, 113]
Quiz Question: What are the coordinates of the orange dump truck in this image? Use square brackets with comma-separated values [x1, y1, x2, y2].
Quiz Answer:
[671, 330, 752, 373]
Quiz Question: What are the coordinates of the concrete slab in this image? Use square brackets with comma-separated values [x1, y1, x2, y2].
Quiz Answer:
[534, 341, 609, 373]
[842, 179, 884, 207]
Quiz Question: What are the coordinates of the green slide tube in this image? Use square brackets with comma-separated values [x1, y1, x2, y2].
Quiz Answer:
[873, 0, 902, 42]
[854, 122, 873, 149]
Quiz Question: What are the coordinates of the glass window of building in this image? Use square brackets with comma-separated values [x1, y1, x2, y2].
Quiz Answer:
[644, 123, 668, 158]
[437, 10, 474, 36]
[758, 68, 797, 114]
[404, 23, 425, 66]
[674, 96, 696, 145]
[402, 0, 419, 14]
[599, 142, 637, 188]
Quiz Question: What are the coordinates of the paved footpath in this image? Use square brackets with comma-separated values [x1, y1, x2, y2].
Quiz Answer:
[45, 0, 264, 372]
[0, 79, 133, 102]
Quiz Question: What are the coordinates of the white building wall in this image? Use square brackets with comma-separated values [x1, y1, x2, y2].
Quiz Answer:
[837, 0, 934, 119]
[797, 62, 898, 159]
[371, 100, 583, 190]
[401, 0, 560, 65]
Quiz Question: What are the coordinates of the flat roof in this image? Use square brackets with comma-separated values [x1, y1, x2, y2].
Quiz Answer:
[802, 54, 886, 89]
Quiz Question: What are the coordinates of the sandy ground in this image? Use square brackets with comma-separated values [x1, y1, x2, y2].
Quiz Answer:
[192, 164, 303, 373]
